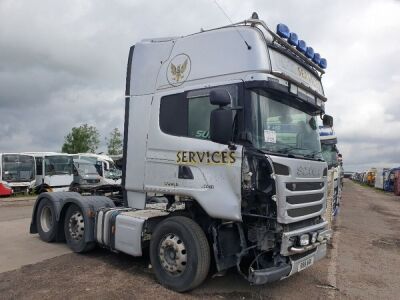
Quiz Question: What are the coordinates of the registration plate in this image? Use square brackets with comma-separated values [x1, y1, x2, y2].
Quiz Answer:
[298, 257, 314, 272]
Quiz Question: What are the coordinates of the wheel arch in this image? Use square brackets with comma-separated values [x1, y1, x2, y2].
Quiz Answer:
[30, 192, 115, 243]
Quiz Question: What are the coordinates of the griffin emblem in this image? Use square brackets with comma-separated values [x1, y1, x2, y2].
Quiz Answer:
[170, 59, 188, 82]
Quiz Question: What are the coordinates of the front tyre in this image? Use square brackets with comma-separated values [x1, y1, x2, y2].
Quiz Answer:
[150, 216, 210, 292]
[64, 204, 95, 253]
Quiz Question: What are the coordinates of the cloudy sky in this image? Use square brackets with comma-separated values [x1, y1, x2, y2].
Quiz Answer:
[1, 0, 399, 171]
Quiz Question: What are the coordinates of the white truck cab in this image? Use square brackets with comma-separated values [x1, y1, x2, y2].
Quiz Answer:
[30, 15, 332, 292]
[319, 125, 341, 219]
[74, 153, 121, 184]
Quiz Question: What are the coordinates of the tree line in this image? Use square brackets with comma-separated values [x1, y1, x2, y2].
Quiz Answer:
[61, 124, 122, 155]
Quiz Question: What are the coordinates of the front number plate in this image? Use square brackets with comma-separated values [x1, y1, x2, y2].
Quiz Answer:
[298, 257, 314, 272]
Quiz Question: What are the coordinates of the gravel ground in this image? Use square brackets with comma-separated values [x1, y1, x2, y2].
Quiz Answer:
[0, 179, 399, 299]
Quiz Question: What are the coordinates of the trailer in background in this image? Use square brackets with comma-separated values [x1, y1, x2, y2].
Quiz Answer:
[0, 153, 36, 195]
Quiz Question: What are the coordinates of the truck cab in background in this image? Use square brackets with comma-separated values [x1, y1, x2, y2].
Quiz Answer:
[30, 15, 332, 292]
[74, 153, 122, 185]
[0, 153, 36, 195]
[319, 125, 341, 218]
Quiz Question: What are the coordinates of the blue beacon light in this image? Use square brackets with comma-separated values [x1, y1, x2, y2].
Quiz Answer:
[319, 58, 327, 69]
[296, 40, 307, 53]
[288, 32, 298, 46]
[276, 23, 290, 39]
[312, 53, 321, 64]
[305, 47, 314, 59]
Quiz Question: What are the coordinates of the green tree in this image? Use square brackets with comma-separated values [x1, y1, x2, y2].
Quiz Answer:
[106, 128, 123, 155]
[61, 124, 100, 154]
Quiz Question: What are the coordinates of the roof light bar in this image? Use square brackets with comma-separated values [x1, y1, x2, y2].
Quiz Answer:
[275, 22, 327, 70]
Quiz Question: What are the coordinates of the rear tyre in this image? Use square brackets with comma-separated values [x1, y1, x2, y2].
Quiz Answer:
[150, 216, 210, 292]
[64, 204, 95, 253]
[36, 198, 57, 242]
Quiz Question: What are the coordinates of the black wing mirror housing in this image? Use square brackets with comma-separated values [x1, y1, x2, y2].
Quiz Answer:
[323, 114, 333, 127]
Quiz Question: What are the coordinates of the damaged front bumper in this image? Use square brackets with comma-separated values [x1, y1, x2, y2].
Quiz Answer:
[247, 243, 327, 285]
[246, 221, 331, 285]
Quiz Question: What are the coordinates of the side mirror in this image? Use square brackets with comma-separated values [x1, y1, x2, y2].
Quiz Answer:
[210, 109, 233, 145]
[323, 114, 333, 127]
[210, 89, 231, 107]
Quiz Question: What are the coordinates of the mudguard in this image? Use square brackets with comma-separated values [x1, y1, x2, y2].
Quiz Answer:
[30, 192, 115, 242]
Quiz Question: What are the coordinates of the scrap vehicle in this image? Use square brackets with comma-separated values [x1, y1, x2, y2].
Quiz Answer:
[384, 168, 400, 192]
[374, 168, 389, 190]
[0, 153, 36, 194]
[70, 158, 123, 200]
[393, 170, 400, 196]
[30, 14, 333, 292]
[25, 152, 74, 193]
[319, 125, 341, 217]
[366, 168, 377, 186]
[0, 180, 13, 196]
[70, 158, 104, 193]
[74, 153, 122, 184]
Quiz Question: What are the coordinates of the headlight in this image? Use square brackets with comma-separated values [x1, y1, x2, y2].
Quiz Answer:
[299, 234, 310, 246]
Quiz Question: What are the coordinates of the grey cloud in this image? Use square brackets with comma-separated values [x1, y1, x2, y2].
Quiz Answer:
[0, 0, 400, 172]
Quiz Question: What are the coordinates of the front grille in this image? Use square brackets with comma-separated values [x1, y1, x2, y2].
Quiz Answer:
[287, 193, 324, 204]
[287, 205, 323, 218]
[12, 186, 27, 193]
[286, 182, 324, 191]
[284, 217, 322, 231]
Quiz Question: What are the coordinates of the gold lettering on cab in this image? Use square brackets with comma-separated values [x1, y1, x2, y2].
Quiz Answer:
[176, 151, 236, 165]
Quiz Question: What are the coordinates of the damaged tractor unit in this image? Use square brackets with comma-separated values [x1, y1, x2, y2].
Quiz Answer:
[30, 14, 332, 292]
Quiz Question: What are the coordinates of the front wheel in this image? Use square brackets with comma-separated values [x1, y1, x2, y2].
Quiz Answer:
[64, 204, 95, 253]
[150, 216, 210, 292]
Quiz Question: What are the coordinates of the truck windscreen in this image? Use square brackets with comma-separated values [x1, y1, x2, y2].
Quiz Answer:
[321, 143, 338, 168]
[248, 89, 322, 160]
[1, 154, 35, 182]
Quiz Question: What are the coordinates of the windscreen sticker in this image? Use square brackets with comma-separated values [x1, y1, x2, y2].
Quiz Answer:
[176, 151, 236, 165]
[264, 130, 277, 143]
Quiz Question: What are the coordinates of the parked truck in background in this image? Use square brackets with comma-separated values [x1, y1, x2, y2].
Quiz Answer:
[384, 168, 400, 192]
[0, 153, 36, 195]
[366, 168, 377, 186]
[30, 14, 333, 291]
[319, 125, 341, 218]
[374, 168, 389, 190]
[73, 153, 122, 184]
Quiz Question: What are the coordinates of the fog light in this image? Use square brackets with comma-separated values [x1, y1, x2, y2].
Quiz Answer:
[299, 234, 310, 246]
[311, 232, 318, 243]
[317, 234, 324, 242]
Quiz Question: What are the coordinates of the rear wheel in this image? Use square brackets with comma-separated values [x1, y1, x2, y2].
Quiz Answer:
[64, 204, 95, 253]
[150, 216, 210, 292]
[36, 198, 57, 242]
